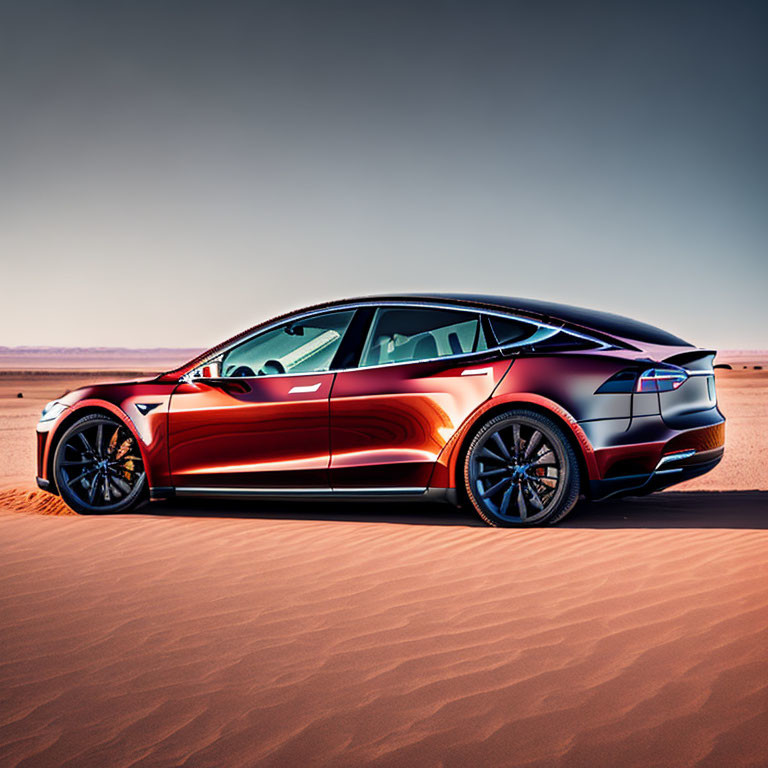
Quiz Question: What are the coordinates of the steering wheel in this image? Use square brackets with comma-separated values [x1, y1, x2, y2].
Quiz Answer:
[258, 359, 286, 376]
[230, 365, 256, 377]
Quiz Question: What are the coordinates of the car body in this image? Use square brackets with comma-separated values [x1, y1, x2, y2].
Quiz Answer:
[36, 294, 725, 525]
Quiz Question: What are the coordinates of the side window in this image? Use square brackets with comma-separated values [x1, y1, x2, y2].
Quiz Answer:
[486, 315, 600, 351]
[487, 316, 539, 346]
[220, 310, 355, 377]
[360, 308, 482, 367]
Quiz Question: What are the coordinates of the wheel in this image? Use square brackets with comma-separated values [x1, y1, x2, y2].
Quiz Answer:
[53, 414, 147, 514]
[464, 409, 581, 527]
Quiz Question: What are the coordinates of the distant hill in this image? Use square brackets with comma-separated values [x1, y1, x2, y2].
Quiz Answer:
[0, 347, 204, 371]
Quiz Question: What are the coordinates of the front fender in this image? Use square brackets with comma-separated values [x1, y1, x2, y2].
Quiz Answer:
[41, 387, 173, 491]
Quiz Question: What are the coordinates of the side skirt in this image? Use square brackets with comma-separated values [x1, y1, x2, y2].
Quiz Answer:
[152, 486, 458, 505]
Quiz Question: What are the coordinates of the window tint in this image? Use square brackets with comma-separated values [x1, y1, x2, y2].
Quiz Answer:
[221, 310, 355, 377]
[529, 331, 601, 352]
[488, 316, 538, 346]
[361, 308, 481, 367]
[487, 315, 600, 352]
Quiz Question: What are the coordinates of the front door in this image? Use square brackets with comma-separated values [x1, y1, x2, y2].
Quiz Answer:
[168, 309, 355, 489]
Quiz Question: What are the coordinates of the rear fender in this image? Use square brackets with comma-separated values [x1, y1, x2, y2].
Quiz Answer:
[429, 392, 599, 489]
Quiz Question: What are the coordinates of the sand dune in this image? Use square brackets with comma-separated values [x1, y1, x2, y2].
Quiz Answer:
[0, 362, 767, 767]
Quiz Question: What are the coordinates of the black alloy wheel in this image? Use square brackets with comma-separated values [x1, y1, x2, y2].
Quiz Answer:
[465, 409, 581, 526]
[53, 414, 147, 514]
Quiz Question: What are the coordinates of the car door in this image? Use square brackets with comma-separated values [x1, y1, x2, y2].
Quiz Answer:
[329, 306, 513, 489]
[168, 309, 356, 489]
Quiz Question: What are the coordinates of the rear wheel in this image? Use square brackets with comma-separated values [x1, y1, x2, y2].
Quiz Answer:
[53, 414, 147, 514]
[464, 409, 581, 527]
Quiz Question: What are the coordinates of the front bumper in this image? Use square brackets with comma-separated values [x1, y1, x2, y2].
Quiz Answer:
[36, 476, 54, 493]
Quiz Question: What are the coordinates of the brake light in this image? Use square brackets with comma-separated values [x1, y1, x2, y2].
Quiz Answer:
[636, 366, 688, 393]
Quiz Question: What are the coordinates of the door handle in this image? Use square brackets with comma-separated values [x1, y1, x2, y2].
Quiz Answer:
[289, 382, 322, 394]
[461, 367, 493, 377]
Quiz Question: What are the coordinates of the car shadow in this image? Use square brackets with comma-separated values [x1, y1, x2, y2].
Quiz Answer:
[142, 490, 768, 530]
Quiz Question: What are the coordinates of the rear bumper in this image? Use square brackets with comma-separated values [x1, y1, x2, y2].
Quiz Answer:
[582, 410, 725, 500]
[589, 446, 724, 500]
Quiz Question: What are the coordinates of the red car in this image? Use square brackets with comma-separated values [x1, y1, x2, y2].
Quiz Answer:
[36, 295, 725, 526]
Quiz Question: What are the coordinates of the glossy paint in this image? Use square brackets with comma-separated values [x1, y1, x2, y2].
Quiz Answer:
[167, 374, 334, 487]
[330, 357, 512, 487]
[37, 379, 175, 490]
[36, 294, 726, 503]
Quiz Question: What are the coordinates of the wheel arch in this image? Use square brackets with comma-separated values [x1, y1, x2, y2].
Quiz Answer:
[442, 394, 598, 500]
[46, 403, 150, 494]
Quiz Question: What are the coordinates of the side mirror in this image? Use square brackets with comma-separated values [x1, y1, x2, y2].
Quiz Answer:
[186, 360, 222, 380]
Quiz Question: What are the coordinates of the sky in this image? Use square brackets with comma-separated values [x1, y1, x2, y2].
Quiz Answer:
[1, 0, 766, 349]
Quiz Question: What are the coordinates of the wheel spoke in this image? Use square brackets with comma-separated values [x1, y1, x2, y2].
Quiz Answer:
[478, 467, 507, 479]
[512, 424, 521, 459]
[478, 446, 505, 464]
[524, 431, 543, 461]
[102, 475, 111, 503]
[87, 477, 99, 503]
[527, 482, 544, 510]
[490, 432, 511, 460]
[109, 472, 132, 495]
[61, 459, 92, 467]
[529, 449, 556, 466]
[498, 484, 514, 516]
[517, 485, 528, 521]
[96, 424, 104, 458]
[67, 466, 97, 487]
[481, 477, 510, 499]
[77, 432, 93, 454]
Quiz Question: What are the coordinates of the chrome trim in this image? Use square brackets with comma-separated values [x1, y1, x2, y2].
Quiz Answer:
[174, 486, 427, 497]
[184, 300, 612, 382]
[655, 449, 696, 469]
[461, 366, 493, 376]
[288, 382, 322, 394]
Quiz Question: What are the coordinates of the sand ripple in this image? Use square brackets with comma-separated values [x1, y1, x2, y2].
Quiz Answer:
[0, 500, 766, 767]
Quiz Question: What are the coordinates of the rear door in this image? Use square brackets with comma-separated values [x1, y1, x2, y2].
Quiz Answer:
[329, 306, 512, 489]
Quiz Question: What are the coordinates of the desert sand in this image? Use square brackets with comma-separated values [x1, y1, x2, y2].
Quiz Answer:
[0, 361, 766, 767]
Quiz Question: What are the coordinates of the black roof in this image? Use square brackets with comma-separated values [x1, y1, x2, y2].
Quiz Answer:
[173, 292, 692, 375]
[353, 293, 692, 347]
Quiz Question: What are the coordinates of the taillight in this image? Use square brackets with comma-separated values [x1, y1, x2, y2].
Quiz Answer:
[636, 366, 688, 392]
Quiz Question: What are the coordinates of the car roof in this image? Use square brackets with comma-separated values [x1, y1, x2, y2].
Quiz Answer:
[169, 292, 691, 377]
[329, 293, 692, 347]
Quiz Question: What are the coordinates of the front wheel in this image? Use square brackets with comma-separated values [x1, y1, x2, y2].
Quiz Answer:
[464, 409, 581, 527]
[53, 414, 147, 514]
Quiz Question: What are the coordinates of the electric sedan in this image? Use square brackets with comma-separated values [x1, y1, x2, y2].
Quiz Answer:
[36, 295, 725, 526]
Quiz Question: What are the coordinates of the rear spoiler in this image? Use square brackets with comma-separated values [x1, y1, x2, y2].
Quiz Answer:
[662, 349, 716, 372]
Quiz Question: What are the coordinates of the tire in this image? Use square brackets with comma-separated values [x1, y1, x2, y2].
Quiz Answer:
[463, 409, 581, 527]
[53, 414, 147, 514]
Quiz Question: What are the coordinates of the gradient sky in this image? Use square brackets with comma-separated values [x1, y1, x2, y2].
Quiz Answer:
[1, 1, 766, 349]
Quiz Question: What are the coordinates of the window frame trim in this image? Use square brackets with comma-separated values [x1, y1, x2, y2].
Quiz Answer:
[182, 301, 612, 381]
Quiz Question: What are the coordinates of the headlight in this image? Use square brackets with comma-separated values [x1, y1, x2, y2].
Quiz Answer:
[39, 400, 69, 423]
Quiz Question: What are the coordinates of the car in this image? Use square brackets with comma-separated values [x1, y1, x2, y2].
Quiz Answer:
[35, 294, 725, 526]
